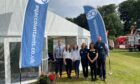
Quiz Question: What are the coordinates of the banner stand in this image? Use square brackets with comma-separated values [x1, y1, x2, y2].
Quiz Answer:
[20, 0, 49, 68]
[19, 68, 21, 84]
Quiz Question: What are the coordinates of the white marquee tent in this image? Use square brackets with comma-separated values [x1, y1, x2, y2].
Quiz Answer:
[0, 0, 90, 84]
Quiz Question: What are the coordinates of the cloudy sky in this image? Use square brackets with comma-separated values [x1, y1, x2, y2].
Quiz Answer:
[48, 0, 126, 18]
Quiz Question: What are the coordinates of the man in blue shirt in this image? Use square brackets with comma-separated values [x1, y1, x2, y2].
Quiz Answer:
[54, 40, 64, 78]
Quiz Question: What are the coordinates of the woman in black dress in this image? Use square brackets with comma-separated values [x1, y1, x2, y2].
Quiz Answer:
[87, 43, 98, 81]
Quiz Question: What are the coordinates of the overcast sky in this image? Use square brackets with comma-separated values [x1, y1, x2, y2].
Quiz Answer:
[48, 0, 126, 18]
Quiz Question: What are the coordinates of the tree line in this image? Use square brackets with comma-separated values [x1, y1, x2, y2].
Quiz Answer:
[66, 0, 140, 39]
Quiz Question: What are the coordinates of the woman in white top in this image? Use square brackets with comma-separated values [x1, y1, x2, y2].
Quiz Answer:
[63, 44, 72, 79]
[72, 44, 81, 78]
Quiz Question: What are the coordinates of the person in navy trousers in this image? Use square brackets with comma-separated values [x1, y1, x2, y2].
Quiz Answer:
[95, 36, 107, 82]
[80, 43, 89, 79]
[54, 40, 64, 78]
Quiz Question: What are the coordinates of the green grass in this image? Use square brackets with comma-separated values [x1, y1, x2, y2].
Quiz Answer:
[57, 49, 140, 84]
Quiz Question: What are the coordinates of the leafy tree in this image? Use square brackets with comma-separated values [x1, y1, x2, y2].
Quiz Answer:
[66, 14, 89, 30]
[118, 0, 140, 34]
[98, 4, 123, 37]
[98, 4, 116, 18]
[104, 13, 123, 37]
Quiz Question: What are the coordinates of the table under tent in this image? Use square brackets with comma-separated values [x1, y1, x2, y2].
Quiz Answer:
[0, 0, 90, 84]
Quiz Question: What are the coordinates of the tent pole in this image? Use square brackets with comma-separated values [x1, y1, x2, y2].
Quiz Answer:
[108, 54, 112, 75]
[4, 39, 11, 84]
[46, 36, 48, 73]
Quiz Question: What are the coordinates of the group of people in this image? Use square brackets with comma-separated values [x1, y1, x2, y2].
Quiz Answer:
[53, 36, 108, 82]
[54, 40, 80, 79]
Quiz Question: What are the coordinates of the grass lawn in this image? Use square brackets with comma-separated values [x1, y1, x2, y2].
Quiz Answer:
[57, 49, 140, 84]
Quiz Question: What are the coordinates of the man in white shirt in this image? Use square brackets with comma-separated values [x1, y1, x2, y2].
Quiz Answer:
[54, 40, 64, 78]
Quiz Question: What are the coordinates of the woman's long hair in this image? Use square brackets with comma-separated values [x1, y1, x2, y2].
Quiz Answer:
[81, 43, 87, 49]
[89, 42, 95, 49]
[73, 45, 78, 50]
[65, 44, 71, 52]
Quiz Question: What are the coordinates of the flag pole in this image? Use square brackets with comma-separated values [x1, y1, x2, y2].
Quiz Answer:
[19, 68, 21, 84]
[108, 53, 112, 75]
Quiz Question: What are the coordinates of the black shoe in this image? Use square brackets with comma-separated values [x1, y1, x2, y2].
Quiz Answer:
[99, 77, 102, 80]
[68, 76, 72, 79]
[84, 77, 88, 80]
[103, 79, 106, 82]
[69, 77, 72, 79]
[76, 76, 79, 79]
[93, 78, 96, 82]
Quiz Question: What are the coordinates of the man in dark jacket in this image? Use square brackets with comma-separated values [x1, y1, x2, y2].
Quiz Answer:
[95, 36, 107, 82]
